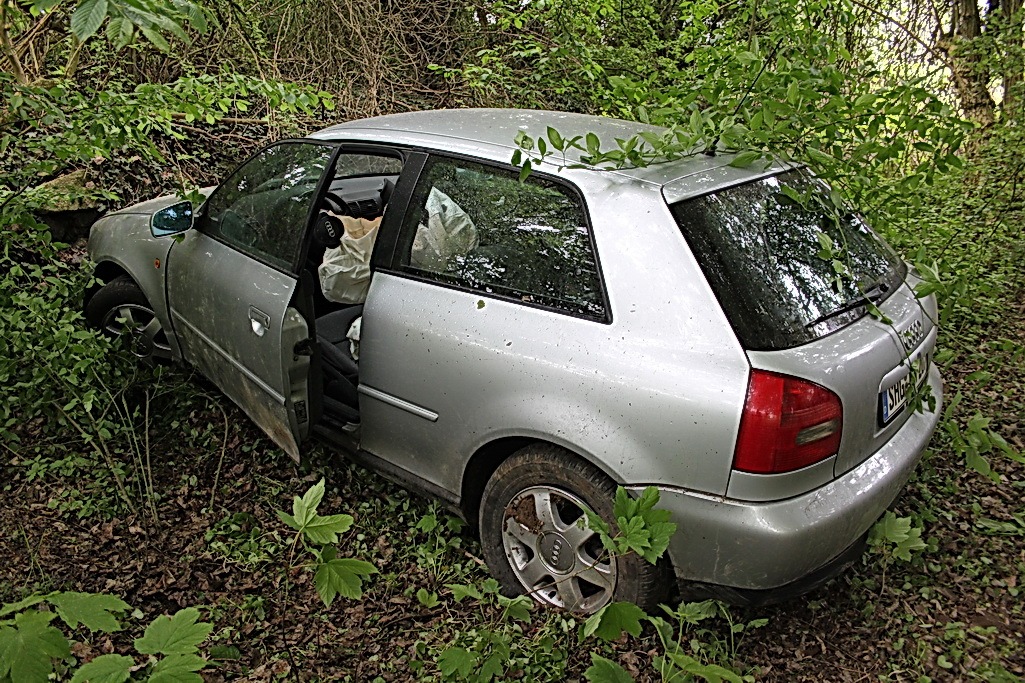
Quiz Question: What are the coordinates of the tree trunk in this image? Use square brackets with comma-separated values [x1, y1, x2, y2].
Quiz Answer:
[996, 0, 1023, 114]
[937, 0, 997, 129]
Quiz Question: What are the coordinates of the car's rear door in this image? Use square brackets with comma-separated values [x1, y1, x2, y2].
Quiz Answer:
[166, 141, 336, 459]
[359, 154, 610, 493]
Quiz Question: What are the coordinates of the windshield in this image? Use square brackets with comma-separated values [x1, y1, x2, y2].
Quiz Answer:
[670, 170, 906, 350]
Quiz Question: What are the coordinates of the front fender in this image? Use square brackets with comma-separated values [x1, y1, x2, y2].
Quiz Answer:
[87, 209, 180, 360]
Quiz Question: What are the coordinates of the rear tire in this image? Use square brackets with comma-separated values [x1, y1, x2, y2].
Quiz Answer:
[85, 276, 172, 364]
[479, 443, 671, 613]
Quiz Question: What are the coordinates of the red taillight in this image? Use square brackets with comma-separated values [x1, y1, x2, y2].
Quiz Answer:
[732, 370, 842, 474]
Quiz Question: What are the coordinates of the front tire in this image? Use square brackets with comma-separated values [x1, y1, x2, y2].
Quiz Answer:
[85, 276, 172, 364]
[479, 444, 670, 613]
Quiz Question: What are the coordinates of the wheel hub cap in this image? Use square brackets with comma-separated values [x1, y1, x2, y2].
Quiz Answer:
[500, 485, 616, 613]
[538, 532, 573, 573]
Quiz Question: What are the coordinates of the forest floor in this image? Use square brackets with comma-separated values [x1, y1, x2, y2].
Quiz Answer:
[1, 241, 1023, 682]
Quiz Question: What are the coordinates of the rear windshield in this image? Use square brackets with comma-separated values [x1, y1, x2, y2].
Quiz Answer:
[670, 170, 906, 350]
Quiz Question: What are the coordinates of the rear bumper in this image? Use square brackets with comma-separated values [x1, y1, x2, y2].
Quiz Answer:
[629, 364, 942, 596]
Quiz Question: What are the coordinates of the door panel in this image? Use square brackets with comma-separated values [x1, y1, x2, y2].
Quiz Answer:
[165, 141, 334, 459]
[167, 232, 308, 458]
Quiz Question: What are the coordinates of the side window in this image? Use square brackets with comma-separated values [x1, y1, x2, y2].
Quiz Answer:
[398, 158, 606, 318]
[200, 142, 334, 270]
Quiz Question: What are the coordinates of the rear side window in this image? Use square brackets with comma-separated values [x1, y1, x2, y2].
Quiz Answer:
[671, 170, 906, 350]
[397, 157, 606, 319]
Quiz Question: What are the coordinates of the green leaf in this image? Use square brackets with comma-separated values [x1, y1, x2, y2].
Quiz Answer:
[479, 651, 506, 682]
[134, 608, 212, 655]
[873, 512, 911, 544]
[728, 151, 761, 168]
[314, 558, 378, 607]
[519, 160, 532, 182]
[584, 653, 635, 683]
[415, 588, 439, 608]
[0, 611, 70, 683]
[581, 601, 646, 642]
[547, 126, 564, 151]
[498, 594, 532, 623]
[438, 646, 476, 678]
[301, 513, 354, 545]
[665, 651, 743, 682]
[71, 653, 134, 683]
[140, 26, 170, 51]
[445, 583, 483, 602]
[689, 109, 703, 136]
[0, 594, 48, 619]
[48, 592, 130, 632]
[208, 645, 242, 660]
[276, 509, 298, 530]
[806, 146, 835, 166]
[70, 0, 109, 41]
[148, 653, 208, 683]
[294, 479, 325, 525]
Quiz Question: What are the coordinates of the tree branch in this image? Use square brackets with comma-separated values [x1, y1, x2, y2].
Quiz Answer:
[0, 0, 29, 84]
[848, 0, 955, 70]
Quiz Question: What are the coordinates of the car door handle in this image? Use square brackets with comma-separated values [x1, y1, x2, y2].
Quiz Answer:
[249, 306, 271, 337]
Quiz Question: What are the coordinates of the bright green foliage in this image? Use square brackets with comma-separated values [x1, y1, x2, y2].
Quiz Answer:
[71, 654, 134, 683]
[134, 608, 213, 656]
[419, 579, 536, 682]
[277, 478, 355, 544]
[314, 551, 379, 607]
[580, 602, 646, 642]
[0, 611, 71, 683]
[869, 512, 928, 562]
[585, 654, 635, 683]
[48, 592, 131, 632]
[941, 393, 1020, 483]
[147, 653, 208, 683]
[446, 583, 484, 602]
[584, 487, 677, 564]
[277, 479, 378, 607]
[580, 600, 764, 682]
[64, 0, 208, 50]
[438, 647, 476, 678]
[0, 595, 211, 683]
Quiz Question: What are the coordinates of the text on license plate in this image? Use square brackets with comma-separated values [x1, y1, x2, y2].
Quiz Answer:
[880, 356, 928, 425]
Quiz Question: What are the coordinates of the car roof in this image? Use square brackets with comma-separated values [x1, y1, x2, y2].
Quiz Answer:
[310, 108, 788, 202]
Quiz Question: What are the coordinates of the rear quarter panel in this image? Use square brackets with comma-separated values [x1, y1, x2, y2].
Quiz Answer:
[360, 170, 749, 497]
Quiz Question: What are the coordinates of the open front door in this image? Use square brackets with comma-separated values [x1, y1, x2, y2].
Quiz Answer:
[166, 141, 336, 459]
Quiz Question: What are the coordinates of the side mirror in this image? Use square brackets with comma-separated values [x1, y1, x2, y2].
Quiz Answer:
[151, 201, 193, 237]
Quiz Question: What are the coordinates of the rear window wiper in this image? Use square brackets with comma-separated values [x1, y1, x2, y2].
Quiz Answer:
[805, 281, 890, 329]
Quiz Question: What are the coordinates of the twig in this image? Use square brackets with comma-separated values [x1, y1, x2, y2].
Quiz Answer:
[208, 404, 229, 512]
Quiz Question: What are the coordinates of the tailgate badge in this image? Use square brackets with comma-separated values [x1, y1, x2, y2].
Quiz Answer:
[900, 318, 924, 351]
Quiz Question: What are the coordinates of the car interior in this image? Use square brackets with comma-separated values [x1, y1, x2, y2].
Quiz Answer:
[303, 156, 402, 431]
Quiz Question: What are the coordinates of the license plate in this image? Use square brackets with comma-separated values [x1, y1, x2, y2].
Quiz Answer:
[879, 356, 928, 425]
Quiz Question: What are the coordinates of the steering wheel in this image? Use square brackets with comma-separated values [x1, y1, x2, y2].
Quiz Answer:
[311, 192, 351, 250]
[321, 191, 351, 217]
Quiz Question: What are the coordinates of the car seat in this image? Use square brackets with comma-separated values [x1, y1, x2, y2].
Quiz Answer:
[316, 305, 363, 424]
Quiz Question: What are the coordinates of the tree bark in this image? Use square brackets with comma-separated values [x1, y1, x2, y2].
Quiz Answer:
[0, 0, 29, 85]
[937, 0, 997, 128]
[996, 0, 1023, 114]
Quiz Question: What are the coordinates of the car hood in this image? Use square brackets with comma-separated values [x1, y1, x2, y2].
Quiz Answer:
[107, 187, 216, 217]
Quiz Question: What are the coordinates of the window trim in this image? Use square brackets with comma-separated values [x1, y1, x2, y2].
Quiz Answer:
[377, 150, 613, 324]
[292, 143, 412, 276]
[195, 138, 341, 277]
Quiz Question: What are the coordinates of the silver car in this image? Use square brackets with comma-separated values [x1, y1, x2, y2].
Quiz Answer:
[85, 109, 943, 613]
